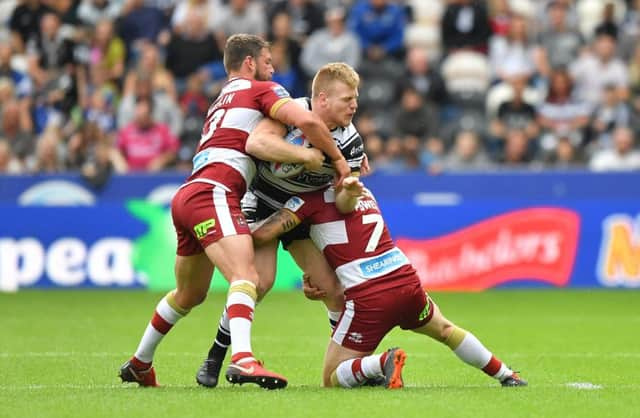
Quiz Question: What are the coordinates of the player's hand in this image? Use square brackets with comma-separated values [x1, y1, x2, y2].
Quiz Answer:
[302, 148, 324, 171]
[333, 158, 350, 188]
[302, 273, 326, 301]
[342, 176, 365, 198]
[360, 153, 371, 176]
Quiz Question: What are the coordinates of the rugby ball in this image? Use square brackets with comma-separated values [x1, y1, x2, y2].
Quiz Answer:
[269, 129, 311, 178]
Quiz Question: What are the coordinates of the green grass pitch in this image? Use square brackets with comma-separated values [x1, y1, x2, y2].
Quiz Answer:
[1, 290, 639, 418]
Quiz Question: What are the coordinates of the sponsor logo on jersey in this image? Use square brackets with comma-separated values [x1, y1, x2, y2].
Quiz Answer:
[349, 143, 364, 157]
[396, 208, 580, 291]
[285, 196, 305, 212]
[347, 332, 363, 344]
[272, 84, 290, 98]
[194, 219, 216, 239]
[358, 249, 409, 277]
[597, 214, 640, 287]
[418, 296, 432, 321]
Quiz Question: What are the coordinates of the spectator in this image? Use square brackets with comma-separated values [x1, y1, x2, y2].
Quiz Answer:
[589, 83, 630, 150]
[589, 127, 640, 171]
[489, 14, 536, 82]
[419, 136, 446, 173]
[489, 0, 511, 36]
[268, 11, 303, 93]
[395, 46, 447, 107]
[442, 130, 493, 170]
[214, 0, 266, 48]
[570, 32, 629, 108]
[270, 41, 303, 97]
[498, 128, 534, 166]
[26, 12, 76, 88]
[122, 42, 177, 100]
[31, 127, 65, 173]
[171, 0, 222, 36]
[0, 99, 35, 164]
[545, 135, 585, 168]
[82, 134, 127, 188]
[118, 73, 183, 137]
[116, 97, 179, 171]
[0, 138, 24, 173]
[77, 0, 124, 27]
[268, 0, 325, 43]
[534, 0, 584, 77]
[537, 69, 590, 157]
[117, 0, 169, 52]
[393, 86, 439, 140]
[490, 75, 540, 151]
[165, 11, 222, 82]
[9, 0, 54, 50]
[441, 0, 492, 54]
[593, 2, 618, 40]
[89, 19, 126, 84]
[0, 43, 33, 99]
[177, 73, 208, 167]
[85, 86, 118, 134]
[348, 0, 406, 61]
[300, 7, 361, 79]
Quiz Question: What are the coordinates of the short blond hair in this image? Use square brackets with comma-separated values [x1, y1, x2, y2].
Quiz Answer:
[311, 62, 360, 98]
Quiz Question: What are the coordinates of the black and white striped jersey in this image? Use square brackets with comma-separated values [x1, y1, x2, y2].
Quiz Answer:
[249, 97, 364, 213]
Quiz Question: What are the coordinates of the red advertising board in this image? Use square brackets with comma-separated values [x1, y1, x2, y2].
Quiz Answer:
[397, 208, 580, 291]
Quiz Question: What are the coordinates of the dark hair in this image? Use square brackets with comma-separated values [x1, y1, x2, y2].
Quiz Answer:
[546, 69, 573, 103]
[223, 34, 269, 73]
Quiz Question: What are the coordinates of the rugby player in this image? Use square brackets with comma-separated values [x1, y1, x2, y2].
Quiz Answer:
[119, 34, 350, 389]
[250, 178, 528, 389]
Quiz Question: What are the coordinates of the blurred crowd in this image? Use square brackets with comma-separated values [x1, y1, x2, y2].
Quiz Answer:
[1, 0, 640, 183]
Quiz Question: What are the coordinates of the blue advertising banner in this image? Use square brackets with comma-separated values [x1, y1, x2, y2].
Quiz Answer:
[1, 172, 639, 290]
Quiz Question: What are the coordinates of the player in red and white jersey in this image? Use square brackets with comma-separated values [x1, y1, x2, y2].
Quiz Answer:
[251, 178, 528, 389]
[119, 34, 351, 390]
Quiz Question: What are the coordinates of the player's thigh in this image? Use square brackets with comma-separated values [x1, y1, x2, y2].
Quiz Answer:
[322, 340, 373, 387]
[411, 301, 455, 342]
[254, 238, 279, 300]
[173, 252, 214, 308]
[288, 239, 343, 297]
[204, 234, 259, 284]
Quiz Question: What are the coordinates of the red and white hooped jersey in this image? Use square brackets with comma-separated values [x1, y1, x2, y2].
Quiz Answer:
[186, 77, 291, 195]
[284, 187, 413, 290]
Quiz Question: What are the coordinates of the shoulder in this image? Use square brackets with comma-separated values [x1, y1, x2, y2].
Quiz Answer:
[253, 80, 292, 99]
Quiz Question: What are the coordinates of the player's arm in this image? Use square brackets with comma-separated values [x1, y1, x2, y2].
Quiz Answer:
[252, 209, 302, 246]
[245, 118, 324, 170]
[271, 100, 350, 186]
[335, 176, 365, 214]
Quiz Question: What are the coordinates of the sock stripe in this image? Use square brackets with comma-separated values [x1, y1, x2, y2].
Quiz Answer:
[482, 355, 502, 377]
[227, 304, 254, 320]
[228, 280, 258, 301]
[166, 291, 190, 316]
[445, 327, 467, 350]
[151, 311, 173, 334]
[351, 358, 365, 383]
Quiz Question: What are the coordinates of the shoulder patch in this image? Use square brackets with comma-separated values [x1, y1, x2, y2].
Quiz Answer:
[271, 84, 291, 99]
[284, 196, 305, 212]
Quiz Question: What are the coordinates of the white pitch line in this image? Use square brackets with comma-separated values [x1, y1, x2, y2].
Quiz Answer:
[1, 351, 640, 358]
[2, 383, 636, 391]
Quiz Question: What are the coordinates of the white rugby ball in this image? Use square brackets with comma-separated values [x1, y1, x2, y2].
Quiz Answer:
[268, 129, 311, 178]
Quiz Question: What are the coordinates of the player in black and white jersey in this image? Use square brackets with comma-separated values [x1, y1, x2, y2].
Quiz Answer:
[196, 63, 365, 388]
